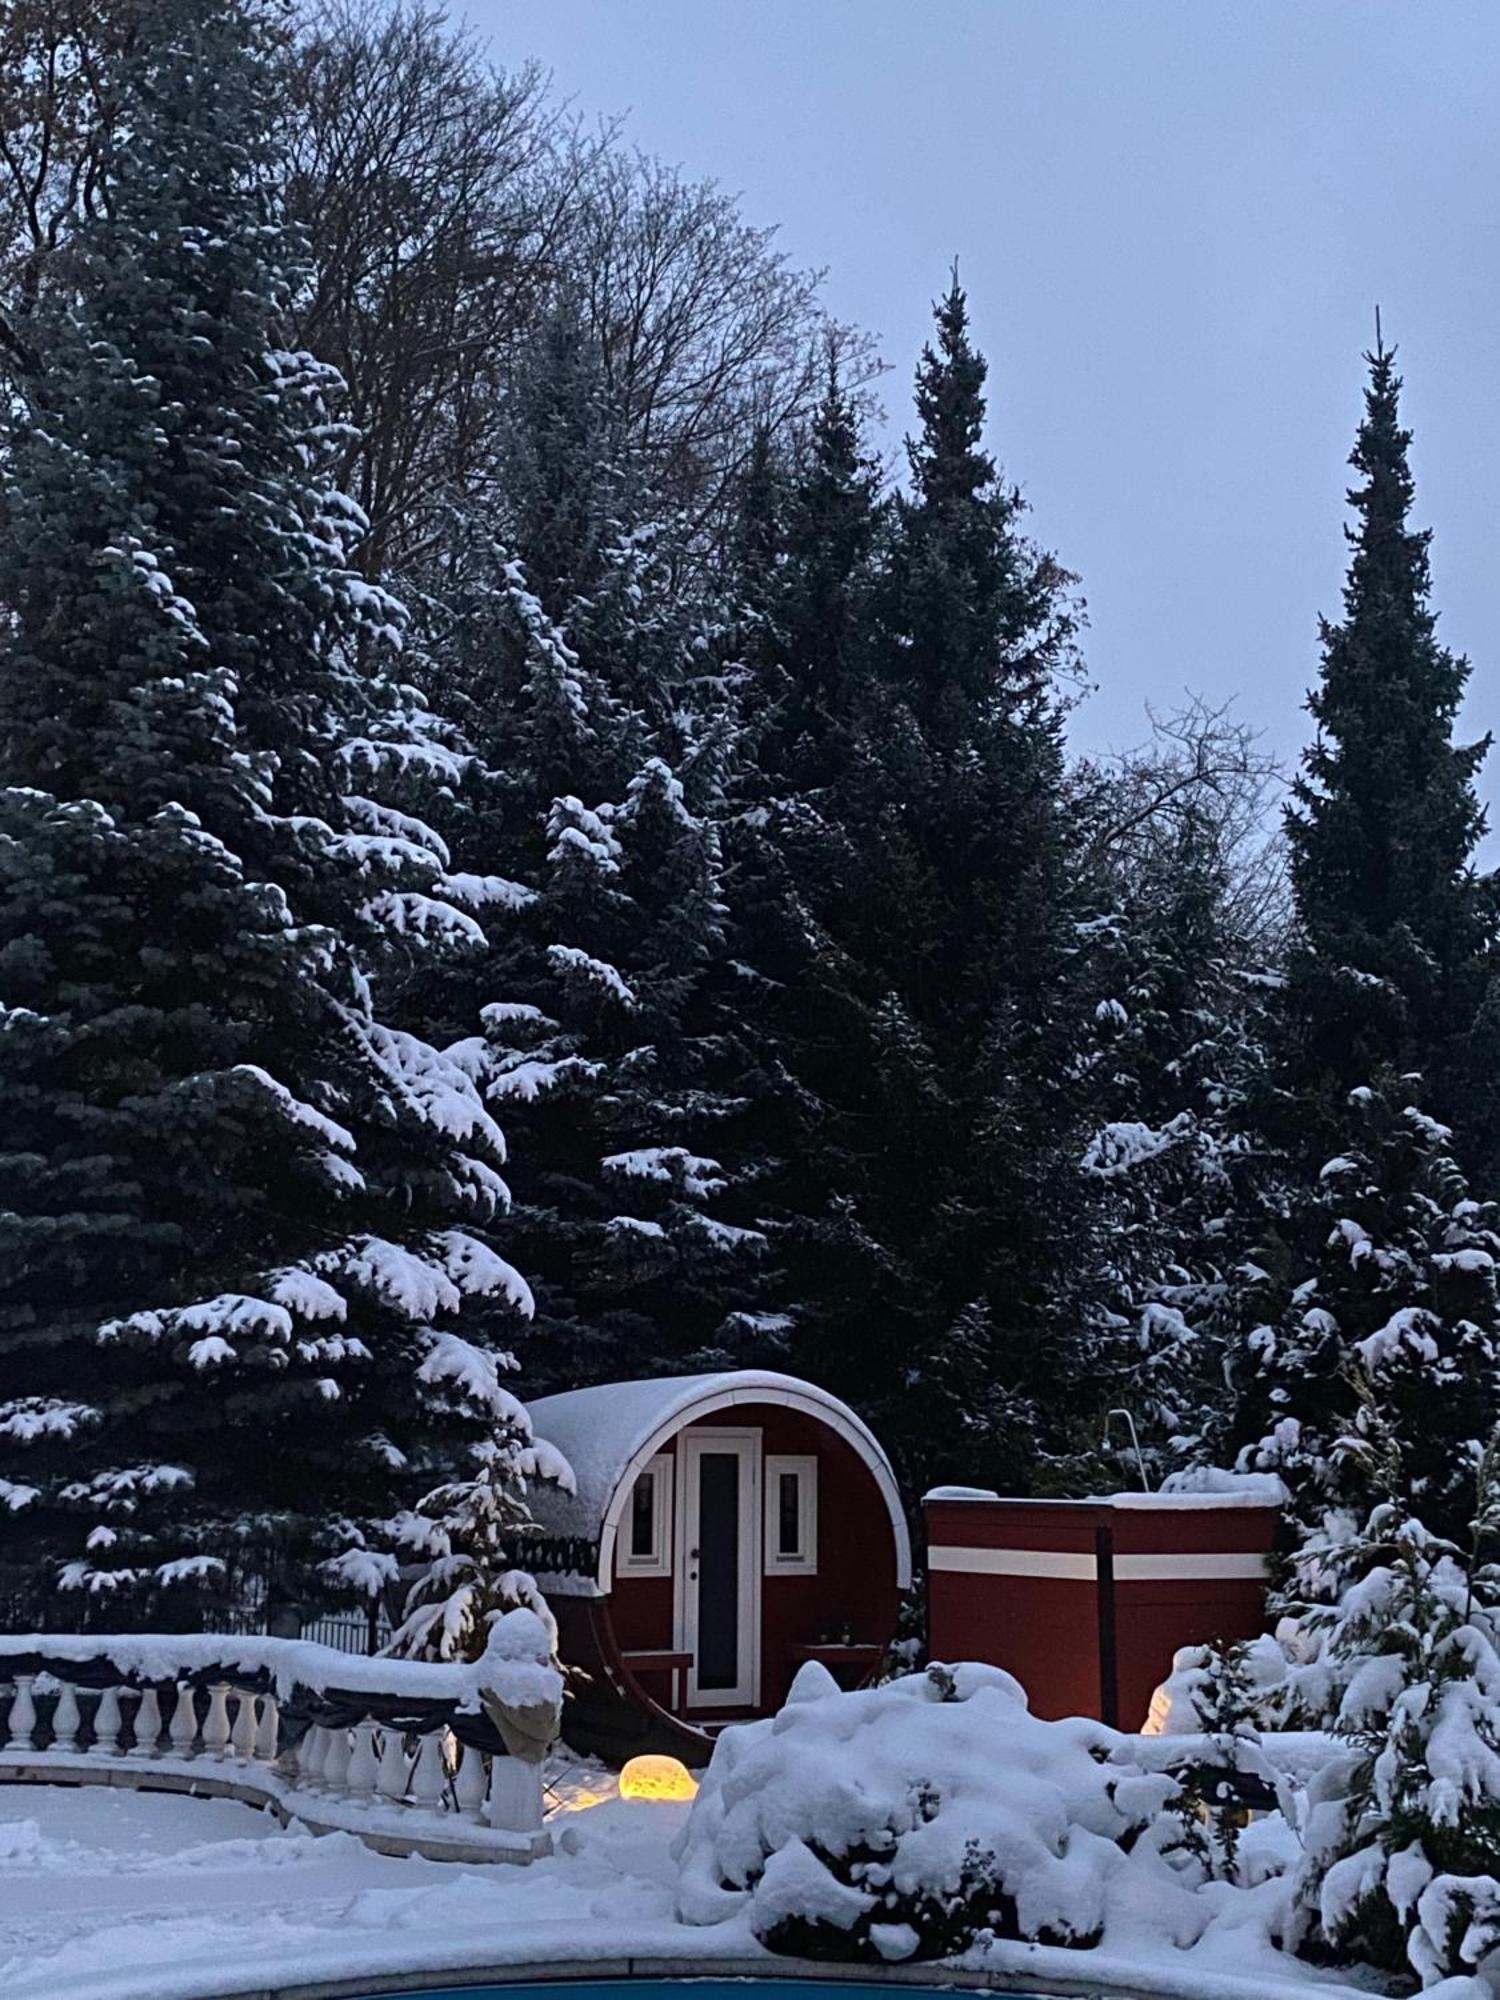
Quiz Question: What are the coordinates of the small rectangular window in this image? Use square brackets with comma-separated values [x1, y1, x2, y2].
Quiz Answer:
[618, 1453, 672, 1576]
[764, 1454, 817, 1574]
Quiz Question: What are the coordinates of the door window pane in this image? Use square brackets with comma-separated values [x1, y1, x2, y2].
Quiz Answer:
[630, 1471, 656, 1558]
[696, 1452, 740, 1690]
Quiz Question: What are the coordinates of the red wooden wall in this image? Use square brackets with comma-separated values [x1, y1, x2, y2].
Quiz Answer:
[924, 1493, 1279, 1729]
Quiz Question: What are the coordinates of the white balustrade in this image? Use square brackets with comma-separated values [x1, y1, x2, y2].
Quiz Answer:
[255, 1693, 279, 1763]
[375, 1723, 408, 1802]
[51, 1682, 82, 1752]
[5, 1676, 36, 1752]
[93, 1686, 123, 1754]
[488, 1754, 544, 1832]
[0, 1636, 557, 1864]
[202, 1682, 232, 1759]
[130, 1686, 162, 1759]
[409, 1729, 446, 1809]
[346, 1718, 379, 1801]
[230, 1688, 258, 1762]
[454, 1739, 488, 1819]
[321, 1722, 352, 1795]
[295, 1722, 328, 1790]
[170, 1683, 198, 1759]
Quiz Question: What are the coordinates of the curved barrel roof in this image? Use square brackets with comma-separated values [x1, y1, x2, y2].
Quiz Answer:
[528, 1369, 912, 1595]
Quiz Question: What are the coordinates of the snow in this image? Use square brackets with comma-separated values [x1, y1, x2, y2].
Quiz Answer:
[671, 1661, 1359, 1991]
[0, 1783, 705, 2000]
[417, 1330, 533, 1425]
[0, 1611, 560, 1713]
[227, 1063, 355, 1153]
[602, 1146, 726, 1198]
[923, 1471, 1284, 1512]
[0, 1688, 1380, 2000]
[546, 943, 637, 1006]
[439, 869, 535, 910]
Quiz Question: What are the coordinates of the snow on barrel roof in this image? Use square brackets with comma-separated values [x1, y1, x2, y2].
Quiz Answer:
[528, 1369, 911, 1592]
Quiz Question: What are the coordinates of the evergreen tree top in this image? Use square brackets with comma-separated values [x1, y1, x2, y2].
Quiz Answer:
[1289, 337, 1493, 971]
[906, 267, 997, 512]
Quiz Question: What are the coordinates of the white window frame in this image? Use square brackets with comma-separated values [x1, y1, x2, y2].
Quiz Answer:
[763, 1454, 818, 1575]
[618, 1452, 673, 1577]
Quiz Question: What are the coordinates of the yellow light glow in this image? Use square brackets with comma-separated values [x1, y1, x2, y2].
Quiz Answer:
[618, 1753, 699, 1802]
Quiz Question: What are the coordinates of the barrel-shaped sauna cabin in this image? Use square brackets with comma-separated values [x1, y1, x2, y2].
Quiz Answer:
[527, 1371, 912, 1762]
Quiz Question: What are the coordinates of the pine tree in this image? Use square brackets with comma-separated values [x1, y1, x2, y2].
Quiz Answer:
[1281, 338, 1500, 1176]
[396, 316, 781, 1396]
[1079, 799, 1273, 1477]
[741, 277, 1093, 1491]
[1234, 1075, 1500, 1558]
[1292, 1500, 1500, 1985]
[0, 0, 552, 1625]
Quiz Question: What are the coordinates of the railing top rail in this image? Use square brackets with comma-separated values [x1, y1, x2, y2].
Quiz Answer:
[0, 1611, 561, 1714]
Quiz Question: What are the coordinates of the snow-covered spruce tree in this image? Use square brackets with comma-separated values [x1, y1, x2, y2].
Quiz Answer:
[1233, 1074, 1500, 1562]
[1279, 337, 1500, 1186]
[0, 0, 557, 1625]
[1293, 1495, 1500, 1986]
[738, 277, 1094, 1492]
[1075, 730, 1281, 1480]
[396, 313, 782, 1395]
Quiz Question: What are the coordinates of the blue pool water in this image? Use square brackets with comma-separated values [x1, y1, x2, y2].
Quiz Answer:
[351, 1985, 991, 2000]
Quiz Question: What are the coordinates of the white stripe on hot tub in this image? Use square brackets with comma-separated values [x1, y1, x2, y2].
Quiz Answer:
[927, 1545, 1268, 1581]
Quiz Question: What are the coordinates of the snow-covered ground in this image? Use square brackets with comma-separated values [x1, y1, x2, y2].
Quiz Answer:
[0, 1772, 1372, 2000]
[0, 1778, 747, 2000]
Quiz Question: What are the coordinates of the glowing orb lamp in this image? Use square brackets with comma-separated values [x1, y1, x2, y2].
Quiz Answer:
[618, 1753, 699, 1802]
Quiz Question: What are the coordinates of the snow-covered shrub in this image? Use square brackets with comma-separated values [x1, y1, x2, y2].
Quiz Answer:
[1147, 1630, 1294, 1738]
[674, 1661, 1185, 1962]
[1163, 1637, 1285, 1881]
[1292, 1506, 1500, 1987]
[384, 1426, 573, 1666]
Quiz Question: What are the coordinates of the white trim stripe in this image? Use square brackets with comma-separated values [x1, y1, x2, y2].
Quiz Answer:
[928, 1546, 1268, 1582]
[929, 1547, 1097, 1580]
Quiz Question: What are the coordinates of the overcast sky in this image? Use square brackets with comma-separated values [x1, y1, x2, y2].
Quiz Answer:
[467, 0, 1500, 796]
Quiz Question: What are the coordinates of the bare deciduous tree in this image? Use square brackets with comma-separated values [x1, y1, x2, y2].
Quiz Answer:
[0, 0, 137, 377]
[1074, 693, 1290, 953]
[285, 0, 580, 574]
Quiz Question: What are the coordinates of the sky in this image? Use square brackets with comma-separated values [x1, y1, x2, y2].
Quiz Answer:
[465, 0, 1500, 795]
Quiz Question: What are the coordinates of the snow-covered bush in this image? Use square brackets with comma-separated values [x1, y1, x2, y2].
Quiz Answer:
[674, 1661, 1187, 1962]
[1162, 1637, 1285, 1881]
[383, 1426, 573, 1666]
[1148, 1630, 1294, 1738]
[1292, 1506, 1500, 1987]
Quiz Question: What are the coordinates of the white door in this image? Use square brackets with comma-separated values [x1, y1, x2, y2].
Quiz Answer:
[676, 1429, 760, 1708]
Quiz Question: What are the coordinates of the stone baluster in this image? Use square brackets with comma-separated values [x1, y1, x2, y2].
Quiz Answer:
[202, 1683, 232, 1759]
[169, 1683, 199, 1760]
[453, 1740, 488, 1819]
[487, 1754, 543, 1833]
[321, 1724, 352, 1799]
[130, 1685, 162, 1759]
[294, 1723, 328, 1791]
[375, 1724, 408, 1804]
[230, 1688, 258, 1762]
[408, 1730, 446, 1812]
[254, 1693, 280, 1764]
[4, 1675, 37, 1752]
[346, 1718, 379, 1802]
[92, 1686, 123, 1756]
[50, 1681, 82, 1753]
